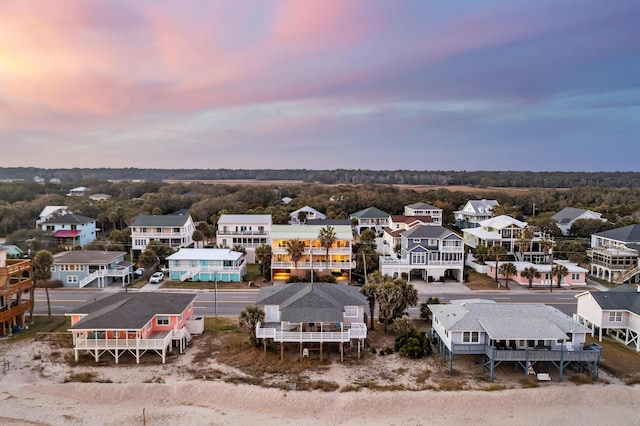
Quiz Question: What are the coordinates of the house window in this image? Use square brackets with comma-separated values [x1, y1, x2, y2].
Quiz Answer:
[173, 227, 180, 232]
[609, 312, 623, 322]
[571, 273, 580, 280]
[463, 331, 479, 343]
[156, 316, 170, 326]
[344, 306, 358, 317]
[67, 276, 78, 284]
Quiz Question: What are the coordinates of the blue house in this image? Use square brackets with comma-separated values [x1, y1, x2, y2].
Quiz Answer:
[52, 250, 132, 288]
[166, 248, 246, 282]
[41, 214, 97, 249]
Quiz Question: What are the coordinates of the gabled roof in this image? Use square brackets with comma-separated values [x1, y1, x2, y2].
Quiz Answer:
[593, 224, 640, 243]
[406, 202, 439, 210]
[350, 207, 390, 219]
[271, 224, 353, 241]
[131, 214, 192, 227]
[39, 206, 68, 219]
[467, 199, 499, 212]
[429, 301, 589, 340]
[478, 215, 526, 229]
[255, 283, 366, 323]
[68, 293, 196, 330]
[167, 248, 243, 261]
[403, 225, 459, 240]
[218, 214, 272, 225]
[53, 250, 127, 265]
[390, 215, 434, 225]
[587, 286, 640, 315]
[307, 219, 352, 226]
[290, 206, 325, 218]
[44, 213, 95, 225]
[552, 207, 602, 224]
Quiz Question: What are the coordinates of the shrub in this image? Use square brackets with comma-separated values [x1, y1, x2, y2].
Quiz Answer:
[420, 297, 440, 321]
[395, 328, 431, 359]
[391, 316, 414, 336]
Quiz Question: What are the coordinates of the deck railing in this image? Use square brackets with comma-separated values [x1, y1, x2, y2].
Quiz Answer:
[74, 332, 172, 351]
[256, 322, 367, 342]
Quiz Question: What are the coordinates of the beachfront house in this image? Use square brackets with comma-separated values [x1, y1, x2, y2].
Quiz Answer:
[588, 224, 640, 284]
[254, 282, 368, 361]
[67, 292, 202, 364]
[430, 300, 601, 382]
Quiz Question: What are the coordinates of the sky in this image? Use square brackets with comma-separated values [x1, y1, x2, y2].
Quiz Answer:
[1, 0, 639, 172]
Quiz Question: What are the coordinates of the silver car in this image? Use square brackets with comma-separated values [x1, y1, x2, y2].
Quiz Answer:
[148, 272, 164, 284]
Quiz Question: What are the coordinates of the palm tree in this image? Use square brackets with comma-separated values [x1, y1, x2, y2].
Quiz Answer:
[255, 244, 273, 279]
[239, 306, 265, 345]
[318, 225, 337, 269]
[192, 229, 204, 248]
[472, 244, 489, 264]
[375, 280, 403, 333]
[30, 250, 54, 319]
[488, 245, 507, 283]
[552, 264, 569, 289]
[360, 282, 378, 331]
[516, 226, 535, 262]
[498, 262, 517, 289]
[285, 238, 305, 278]
[392, 279, 418, 318]
[521, 266, 540, 289]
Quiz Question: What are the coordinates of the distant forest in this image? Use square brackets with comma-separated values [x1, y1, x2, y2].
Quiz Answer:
[1, 168, 639, 188]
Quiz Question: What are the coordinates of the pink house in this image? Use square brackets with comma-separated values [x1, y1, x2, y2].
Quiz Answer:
[487, 260, 588, 288]
[67, 293, 202, 364]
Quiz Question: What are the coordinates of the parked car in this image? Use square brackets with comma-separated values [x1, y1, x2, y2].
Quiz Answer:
[134, 268, 145, 278]
[149, 271, 164, 284]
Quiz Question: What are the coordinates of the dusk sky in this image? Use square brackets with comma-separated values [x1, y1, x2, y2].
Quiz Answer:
[1, 1, 639, 172]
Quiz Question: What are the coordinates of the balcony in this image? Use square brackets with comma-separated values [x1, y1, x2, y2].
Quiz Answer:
[217, 230, 267, 236]
[256, 322, 367, 342]
[271, 261, 355, 269]
[0, 300, 33, 323]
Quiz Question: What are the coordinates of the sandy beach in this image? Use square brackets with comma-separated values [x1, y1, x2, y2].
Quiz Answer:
[1, 338, 637, 425]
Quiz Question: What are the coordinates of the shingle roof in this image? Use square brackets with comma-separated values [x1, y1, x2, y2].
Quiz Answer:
[68, 293, 196, 330]
[350, 207, 390, 219]
[255, 283, 366, 323]
[589, 286, 640, 315]
[44, 213, 94, 224]
[403, 225, 457, 239]
[429, 301, 589, 340]
[593, 224, 640, 243]
[131, 215, 191, 227]
[53, 250, 127, 264]
[406, 202, 438, 210]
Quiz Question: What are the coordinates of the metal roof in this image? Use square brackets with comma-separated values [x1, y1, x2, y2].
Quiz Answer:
[167, 248, 243, 261]
[217, 214, 272, 225]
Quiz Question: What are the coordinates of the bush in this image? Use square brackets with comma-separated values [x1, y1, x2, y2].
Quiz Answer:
[395, 328, 431, 359]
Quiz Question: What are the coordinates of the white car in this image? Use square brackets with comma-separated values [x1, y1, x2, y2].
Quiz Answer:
[148, 272, 164, 284]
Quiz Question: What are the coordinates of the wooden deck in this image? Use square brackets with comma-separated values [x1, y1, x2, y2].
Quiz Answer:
[256, 322, 367, 343]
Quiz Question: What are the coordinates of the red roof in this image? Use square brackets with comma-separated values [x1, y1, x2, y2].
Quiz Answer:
[53, 230, 82, 238]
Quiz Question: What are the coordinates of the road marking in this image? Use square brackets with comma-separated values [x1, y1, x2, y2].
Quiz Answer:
[35, 299, 88, 303]
[494, 297, 511, 300]
[195, 300, 247, 304]
[557, 298, 575, 300]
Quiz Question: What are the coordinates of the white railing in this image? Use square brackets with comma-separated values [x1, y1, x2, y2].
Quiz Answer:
[180, 266, 202, 281]
[255, 322, 367, 342]
[79, 271, 100, 288]
[172, 327, 191, 343]
[217, 230, 267, 236]
[74, 333, 172, 351]
[270, 261, 355, 269]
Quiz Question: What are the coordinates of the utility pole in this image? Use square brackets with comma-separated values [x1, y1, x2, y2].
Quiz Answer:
[548, 247, 553, 293]
[214, 276, 218, 318]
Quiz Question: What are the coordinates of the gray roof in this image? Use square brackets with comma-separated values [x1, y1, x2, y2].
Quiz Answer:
[255, 283, 366, 323]
[594, 224, 640, 243]
[350, 207, 390, 219]
[44, 213, 95, 224]
[406, 202, 438, 210]
[403, 225, 459, 240]
[306, 219, 352, 226]
[53, 250, 127, 265]
[552, 207, 590, 223]
[68, 293, 196, 330]
[589, 285, 640, 315]
[131, 215, 191, 227]
[429, 301, 589, 340]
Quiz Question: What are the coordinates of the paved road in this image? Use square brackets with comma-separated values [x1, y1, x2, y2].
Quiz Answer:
[33, 285, 584, 318]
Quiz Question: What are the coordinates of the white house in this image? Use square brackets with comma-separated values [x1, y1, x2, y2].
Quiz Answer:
[552, 207, 606, 236]
[430, 300, 601, 382]
[575, 285, 640, 351]
[166, 248, 246, 282]
[404, 202, 442, 224]
[350, 207, 390, 236]
[289, 206, 326, 224]
[216, 214, 272, 263]
[382, 215, 435, 255]
[67, 186, 88, 197]
[130, 214, 196, 257]
[380, 225, 465, 282]
[588, 224, 640, 284]
[454, 199, 499, 229]
[36, 205, 69, 228]
[255, 282, 368, 361]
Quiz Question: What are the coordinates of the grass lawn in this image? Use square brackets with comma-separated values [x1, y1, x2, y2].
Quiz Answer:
[587, 335, 640, 383]
[465, 270, 509, 291]
[160, 264, 269, 290]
